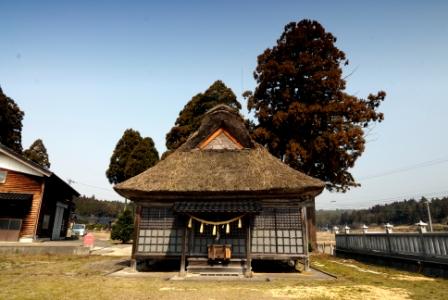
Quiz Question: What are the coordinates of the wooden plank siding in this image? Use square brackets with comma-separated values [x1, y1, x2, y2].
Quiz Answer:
[0, 168, 44, 238]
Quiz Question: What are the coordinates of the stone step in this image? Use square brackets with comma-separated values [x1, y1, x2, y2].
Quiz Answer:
[187, 260, 246, 275]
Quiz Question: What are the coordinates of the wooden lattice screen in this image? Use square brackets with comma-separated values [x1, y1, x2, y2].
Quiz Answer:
[251, 207, 304, 255]
[137, 207, 184, 255]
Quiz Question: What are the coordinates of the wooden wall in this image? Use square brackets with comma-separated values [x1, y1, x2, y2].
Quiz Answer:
[0, 168, 44, 238]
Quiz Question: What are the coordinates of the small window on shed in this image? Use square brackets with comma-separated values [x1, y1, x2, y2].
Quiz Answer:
[0, 171, 7, 184]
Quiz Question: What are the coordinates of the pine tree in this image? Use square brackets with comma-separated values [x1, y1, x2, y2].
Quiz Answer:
[23, 139, 51, 168]
[124, 137, 159, 179]
[245, 20, 386, 192]
[165, 80, 242, 151]
[111, 209, 134, 243]
[0, 86, 24, 153]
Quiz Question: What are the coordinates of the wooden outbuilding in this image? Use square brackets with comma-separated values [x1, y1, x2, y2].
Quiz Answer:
[115, 105, 324, 276]
[0, 144, 79, 242]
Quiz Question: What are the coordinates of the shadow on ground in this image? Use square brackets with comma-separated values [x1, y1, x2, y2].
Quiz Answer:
[137, 259, 181, 272]
[134, 259, 299, 273]
[252, 260, 298, 273]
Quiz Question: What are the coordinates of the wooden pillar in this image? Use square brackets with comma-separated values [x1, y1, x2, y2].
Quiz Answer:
[301, 205, 310, 271]
[245, 218, 252, 278]
[179, 226, 188, 276]
[130, 204, 141, 272]
[306, 199, 317, 251]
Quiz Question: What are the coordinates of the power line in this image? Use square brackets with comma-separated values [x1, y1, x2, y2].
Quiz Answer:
[67, 178, 119, 197]
[327, 188, 448, 209]
[358, 157, 448, 181]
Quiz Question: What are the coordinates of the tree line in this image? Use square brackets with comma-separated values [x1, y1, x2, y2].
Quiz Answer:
[316, 196, 448, 228]
[73, 195, 128, 218]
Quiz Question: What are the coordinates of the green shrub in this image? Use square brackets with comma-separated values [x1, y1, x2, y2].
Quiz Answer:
[111, 209, 134, 243]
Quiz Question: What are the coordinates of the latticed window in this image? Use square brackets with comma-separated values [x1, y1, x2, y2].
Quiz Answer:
[252, 207, 304, 255]
[137, 207, 184, 254]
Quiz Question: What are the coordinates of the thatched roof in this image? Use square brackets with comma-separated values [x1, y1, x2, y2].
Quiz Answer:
[178, 104, 253, 150]
[114, 105, 324, 200]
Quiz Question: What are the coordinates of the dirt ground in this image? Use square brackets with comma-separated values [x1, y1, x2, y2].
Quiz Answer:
[0, 253, 446, 299]
[91, 231, 112, 241]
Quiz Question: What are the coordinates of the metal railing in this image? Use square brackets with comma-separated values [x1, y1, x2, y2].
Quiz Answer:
[336, 231, 448, 263]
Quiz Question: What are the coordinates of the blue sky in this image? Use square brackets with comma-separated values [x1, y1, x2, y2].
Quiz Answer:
[1, 1, 448, 209]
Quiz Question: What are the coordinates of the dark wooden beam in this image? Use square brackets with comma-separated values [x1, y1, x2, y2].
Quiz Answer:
[301, 205, 310, 271]
[179, 226, 188, 276]
[245, 218, 252, 277]
[130, 205, 141, 272]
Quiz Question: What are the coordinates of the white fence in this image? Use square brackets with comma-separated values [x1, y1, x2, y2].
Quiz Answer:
[335, 232, 448, 263]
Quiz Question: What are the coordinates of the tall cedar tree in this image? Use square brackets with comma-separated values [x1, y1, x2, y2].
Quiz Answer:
[23, 139, 51, 168]
[245, 20, 386, 192]
[124, 137, 159, 179]
[165, 80, 242, 152]
[106, 129, 143, 184]
[0, 86, 24, 153]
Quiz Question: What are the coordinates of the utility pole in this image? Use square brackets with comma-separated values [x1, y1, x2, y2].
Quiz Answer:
[425, 200, 433, 232]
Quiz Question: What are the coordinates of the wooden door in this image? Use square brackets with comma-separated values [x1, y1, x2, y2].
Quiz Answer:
[51, 205, 64, 240]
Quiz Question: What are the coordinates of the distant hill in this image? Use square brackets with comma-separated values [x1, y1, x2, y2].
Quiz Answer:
[73, 195, 129, 224]
[317, 196, 448, 228]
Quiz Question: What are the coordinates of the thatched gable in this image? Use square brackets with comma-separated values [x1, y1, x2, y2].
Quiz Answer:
[114, 105, 324, 200]
[178, 104, 253, 150]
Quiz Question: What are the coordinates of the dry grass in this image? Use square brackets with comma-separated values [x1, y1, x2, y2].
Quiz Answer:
[317, 231, 335, 243]
[0, 254, 447, 300]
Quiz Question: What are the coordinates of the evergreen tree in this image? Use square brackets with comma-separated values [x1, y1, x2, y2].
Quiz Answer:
[0, 86, 24, 153]
[245, 20, 386, 192]
[106, 129, 143, 184]
[23, 139, 51, 168]
[124, 137, 159, 179]
[111, 209, 134, 243]
[165, 80, 242, 151]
